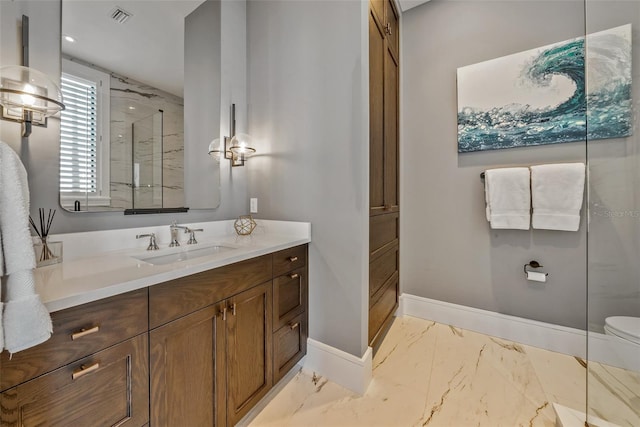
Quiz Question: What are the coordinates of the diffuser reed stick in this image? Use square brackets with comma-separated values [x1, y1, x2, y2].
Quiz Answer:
[29, 208, 57, 262]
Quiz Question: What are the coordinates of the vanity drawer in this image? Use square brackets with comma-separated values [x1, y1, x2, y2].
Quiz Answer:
[273, 267, 307, 332]
[0, 333, 149, 427]
[149, 254, 272, 328]
[0, 288, 148, 392]
[273, 313, 307, 383]
[273, 245, 307, 277]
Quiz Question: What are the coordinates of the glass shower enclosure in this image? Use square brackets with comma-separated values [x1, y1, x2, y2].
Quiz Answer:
[132, 110, 164, 209]
[585, 1, 640, 425]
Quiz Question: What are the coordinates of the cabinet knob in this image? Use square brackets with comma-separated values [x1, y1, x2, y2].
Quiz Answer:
[288, 256, 298, 262]
[289, 273, 300, 280]
[289, 322, 300, 330]
[230, 303, 237, 316]
[72, 362, 100, 380]
[71, 325, 100, 341]
[220, 306, 227, 321]
[384, 22, 392, 35]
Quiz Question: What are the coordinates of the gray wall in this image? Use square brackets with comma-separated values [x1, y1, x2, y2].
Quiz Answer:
[246, 0, 369, 357]
[401, 0, 589, 329]
[0, 0, 247, 235]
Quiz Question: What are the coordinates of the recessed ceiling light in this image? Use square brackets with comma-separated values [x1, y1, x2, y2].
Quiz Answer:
[64, 35, 75, 43]
[128, 106, 136, 110]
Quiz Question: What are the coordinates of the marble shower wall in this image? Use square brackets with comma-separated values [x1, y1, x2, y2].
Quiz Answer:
[110, 73, 184, 209]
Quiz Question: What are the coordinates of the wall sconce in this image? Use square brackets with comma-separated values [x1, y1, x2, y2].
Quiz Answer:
[208, 104, 255, 167]
[0, 16, 65, 137]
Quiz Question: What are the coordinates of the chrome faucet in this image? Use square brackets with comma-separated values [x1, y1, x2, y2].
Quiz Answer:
[170, 222, 204, 246]
[169, 221, 181, 247]
[185, 227, 203, 244]
[136, 233, 159, 251]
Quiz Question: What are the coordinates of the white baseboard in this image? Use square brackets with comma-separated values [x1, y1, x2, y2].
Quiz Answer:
[399, 293, 639, 371]
[400, 293, 587, 357]
[303, 338, 372, 395]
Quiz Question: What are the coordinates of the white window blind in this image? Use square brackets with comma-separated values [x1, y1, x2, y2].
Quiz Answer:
[59, 73, 98, 193]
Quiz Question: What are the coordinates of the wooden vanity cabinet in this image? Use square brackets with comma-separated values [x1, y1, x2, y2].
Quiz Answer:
[271, 246, 308, 383]
[149, 253, 280, 427]
[0, 289, 149, 427]
[0, 244, 308, 427]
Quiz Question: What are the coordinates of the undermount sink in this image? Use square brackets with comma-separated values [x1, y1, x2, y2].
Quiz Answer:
[134, 245, 236, 266]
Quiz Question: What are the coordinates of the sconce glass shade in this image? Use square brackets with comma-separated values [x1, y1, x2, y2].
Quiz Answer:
[0, 65, 65, 123]
[228, 133, 256, 158]
[208, 138, 222, 163]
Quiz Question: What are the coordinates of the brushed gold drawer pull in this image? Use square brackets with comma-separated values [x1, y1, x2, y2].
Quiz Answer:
[288, 256, 298, 262]
[289, 273, 299, 280]
[289, 322, 300, 330]
[220, 306, 227, 321]
[72, 362, 100, 380]
[230, 303, 237, 316]
[71, 325, 100, 341]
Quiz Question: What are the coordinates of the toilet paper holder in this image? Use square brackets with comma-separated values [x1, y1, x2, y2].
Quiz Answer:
[523, 260, 548, 278]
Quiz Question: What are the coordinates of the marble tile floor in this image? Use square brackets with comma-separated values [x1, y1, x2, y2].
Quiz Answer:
[248, 316, 640, 427]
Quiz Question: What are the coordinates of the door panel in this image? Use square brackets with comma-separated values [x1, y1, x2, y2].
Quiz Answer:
[150, 305, 225, 427]
[226, 282, 273, 426]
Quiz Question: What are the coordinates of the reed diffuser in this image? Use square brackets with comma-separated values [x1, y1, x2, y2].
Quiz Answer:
[30, 208, 62, 266]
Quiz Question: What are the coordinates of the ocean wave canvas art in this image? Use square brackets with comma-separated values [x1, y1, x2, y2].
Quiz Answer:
[457, 24, 632, 153]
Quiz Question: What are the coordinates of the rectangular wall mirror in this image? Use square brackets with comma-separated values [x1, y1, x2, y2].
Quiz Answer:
[59, 0, 221, 213]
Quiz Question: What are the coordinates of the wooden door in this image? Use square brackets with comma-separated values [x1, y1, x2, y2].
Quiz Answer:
[0, 334, 148, 427]
[225, 282, 273, 426]
[150, 305, 226, 427]
[369, 0, 400, 349]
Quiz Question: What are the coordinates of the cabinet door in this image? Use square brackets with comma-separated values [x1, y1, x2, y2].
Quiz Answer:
[226, 282, 273, 426]
[383, 44, 399, 209]
[150, 305, 226, 427]
[0, 334, 148, 427]
[369, 8, 385, 214]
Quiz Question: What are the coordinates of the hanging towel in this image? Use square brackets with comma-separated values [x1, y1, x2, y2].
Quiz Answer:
[530, 163, 585, 232]
[484, 167, 531, 230]
[0, 141, 52, 353]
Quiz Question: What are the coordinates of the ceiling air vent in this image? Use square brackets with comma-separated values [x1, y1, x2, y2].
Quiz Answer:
[110, 7, 133, 24]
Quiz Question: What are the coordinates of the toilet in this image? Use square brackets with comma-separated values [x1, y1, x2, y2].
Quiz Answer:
[604, 316, 640, 345]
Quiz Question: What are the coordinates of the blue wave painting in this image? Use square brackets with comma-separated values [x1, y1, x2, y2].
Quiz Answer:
[457, 25, 632, 153]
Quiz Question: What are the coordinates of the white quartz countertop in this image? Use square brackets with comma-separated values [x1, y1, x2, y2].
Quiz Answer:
[35, 220, 311, 312]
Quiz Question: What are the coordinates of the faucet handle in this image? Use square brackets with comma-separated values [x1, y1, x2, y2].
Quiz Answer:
[185, 228, 203, 245]
[136, 233, 159, 251]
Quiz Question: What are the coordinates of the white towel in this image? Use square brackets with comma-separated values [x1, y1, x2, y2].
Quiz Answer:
[484, 167, 531, 230]
[531, 163, 585, 232]
[0, 141, 52, 353]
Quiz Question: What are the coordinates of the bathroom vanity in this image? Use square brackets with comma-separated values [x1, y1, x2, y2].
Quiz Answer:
[0, 220, 310, 427]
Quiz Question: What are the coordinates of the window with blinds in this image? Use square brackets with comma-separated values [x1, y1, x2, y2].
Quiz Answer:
[59, 73, 98, 193]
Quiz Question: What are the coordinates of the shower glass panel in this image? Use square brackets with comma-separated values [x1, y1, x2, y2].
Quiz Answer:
[132, 110, 163, 209]
[585, 2, 640, 425]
